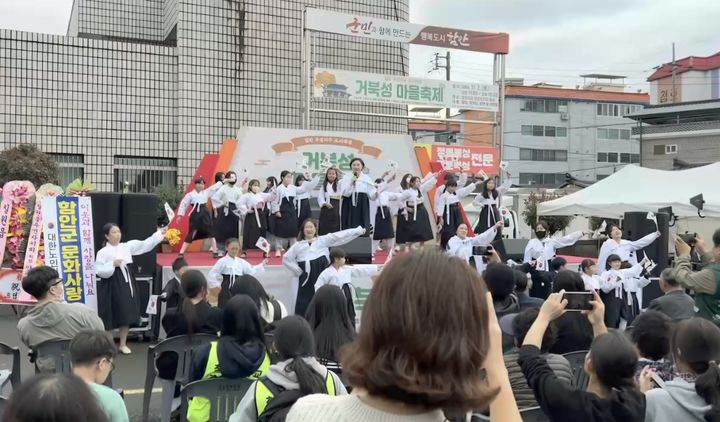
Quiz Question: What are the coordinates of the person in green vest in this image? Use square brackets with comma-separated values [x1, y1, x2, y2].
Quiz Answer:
[674, 229, 720, 322]
[229, 315, 347, 422]
[187, 295, 270, 422]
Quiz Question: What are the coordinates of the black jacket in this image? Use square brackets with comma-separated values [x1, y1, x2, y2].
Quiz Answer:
[549, 312, 593, 354]
[191, 339, 267, 382]
[518, 345, 646, 422]
[161, 301, 222, 338]
[162, 277, 184, 310]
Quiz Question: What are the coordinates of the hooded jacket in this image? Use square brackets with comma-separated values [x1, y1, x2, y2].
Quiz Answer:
[190, 339, 267, 382]
[17, 300, 104, 372]
[228, 358, 348, 422]
[644, 377, 711, 422]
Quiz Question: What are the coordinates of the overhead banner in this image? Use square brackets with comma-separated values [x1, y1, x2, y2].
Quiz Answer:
[42, 196, 97, 311]
[432, 145, 500, 174]
[306, 8, 509, 54]
[313, 68, 499, 111]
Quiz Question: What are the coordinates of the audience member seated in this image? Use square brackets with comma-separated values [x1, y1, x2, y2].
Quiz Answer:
[647, 268, 696, 321]
[162, 257, 189, 310]
[641, 318, 720, 422]
[519, 290, 646, 422]
[483, 263, 520, 318]
[500, 309, 572, 409]
[17, 266, 104, 372]
[3, 373, 109, 422]
[673, 229, 720, 321]
[229, 316, 347, 422]
[629, 310, 675, 384]
[288, 250, 521, 422]
[230, 274, 287, 326]
[549, 256, 567, 286]
[187, 295, 270, 422]
[548, 271, 594, 354]
[70, 331, 129, 422]
[513, 269, 543, 311]
[304, 285, 356, 369]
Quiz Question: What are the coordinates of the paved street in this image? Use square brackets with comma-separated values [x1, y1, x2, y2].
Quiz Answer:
[0, 305, 165, 422]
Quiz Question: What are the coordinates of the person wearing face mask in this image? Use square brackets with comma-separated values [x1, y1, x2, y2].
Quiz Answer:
[212, 171, 247, 258]
[597, 223, 661, 275]
[94, 223, 168, 354]
[236, 179, 276, 258]
[395, 172, 439, 252]
[18, 266, 105, 372]
[339, 158, 374, 233]
[175, 176, 225, 258]
[283, 219, 366, 316]
[447, 222, 503, 273]
[271, 170, 320, 257]
[437, 178, 484, 250]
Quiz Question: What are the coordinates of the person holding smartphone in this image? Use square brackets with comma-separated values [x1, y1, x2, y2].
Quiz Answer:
[447, 221, 503, 273]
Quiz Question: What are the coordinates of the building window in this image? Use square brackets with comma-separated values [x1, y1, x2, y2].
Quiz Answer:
[556, 127, 568, 137]
[519, 148, 568, 162]
[519, 173, 566, 185]
[653, 145, 666, 155]
[113, 156, 177, 193]
[597, 103, 644, 117]
[620, 153, 631, 163]
[521, 125, 568, 137]
[597, 174, 610, 181]
[597, 128, 631, 140]
[608, 152, 619, 163]
[522, 99, 568, 113]
[533, 125, 544, 136]
[597, 152, 608, 162]
[544, 126, 556, 137]
[521, 125, 533, 136]
[631, 154, 640, 163]
[49, 154, 84, 187]
[666, 144, 678, 154]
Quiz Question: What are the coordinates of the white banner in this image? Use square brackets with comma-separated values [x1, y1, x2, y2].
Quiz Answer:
[313, 68, 499, 111]
[41, 196, 97, 311]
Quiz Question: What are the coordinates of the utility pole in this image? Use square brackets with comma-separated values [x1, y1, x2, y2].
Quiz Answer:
[671, 42, 677, 104]
[432, 52, 452, 136]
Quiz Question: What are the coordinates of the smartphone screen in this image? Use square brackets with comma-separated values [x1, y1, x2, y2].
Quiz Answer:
[562, 292, 594, 311]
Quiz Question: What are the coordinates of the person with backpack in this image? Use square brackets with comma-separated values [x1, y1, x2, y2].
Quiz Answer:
[230, 275, 287, 326]
[229, 315, 347, 422]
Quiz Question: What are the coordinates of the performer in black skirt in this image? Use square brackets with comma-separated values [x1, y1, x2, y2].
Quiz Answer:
[395, 172, 438, 251]
[282, 219, 365, 316]
[370, 177, 407, 263]
[95, 223, 167, 354]
[237, 179, 276, 256]
[472, 169, 511, 239]
[317, 167, 342, 236]
[264, 176, 278, 252]
[339, 158, 374, 232]
[295, 174, 314, 232]
[212, 171, 245, 258]
[176, 177, 224, 257]
[208, 238, 266, 307]
[436, 178, 482, 249]
[210, 171, 225, 253]
[271, 170, 319, 257]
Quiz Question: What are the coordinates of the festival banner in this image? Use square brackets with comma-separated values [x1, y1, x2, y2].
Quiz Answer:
[22, 201, 44, 276]
[0, 199, 12, 262]
[313, 68, 499, 112]
[42, 196, 97, 311]
[305, 8, 509, 54]
[432, 145, 500, 174]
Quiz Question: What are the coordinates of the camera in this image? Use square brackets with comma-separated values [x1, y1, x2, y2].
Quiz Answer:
[679, 232, 698, 247]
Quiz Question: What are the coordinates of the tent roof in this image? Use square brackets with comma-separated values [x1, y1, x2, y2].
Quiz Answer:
[537, 163, 720, 219]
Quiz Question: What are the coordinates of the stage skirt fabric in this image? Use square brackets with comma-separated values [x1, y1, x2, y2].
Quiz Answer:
[341, 192, 371, 232]
[274, 197, 298, 238]
[218, 275, 237, 308]
[243, 211, 267, 251]
[439, 203, 463, 249]
[373, 206, 395, 240]
[186, 204, 213, 242]
[474, 203, 502, 236]
[215, 203, 240, 246]
[294, 255, 330, 317]
[264, 206, 275, 235]
[396, 204, 434, 244]
[98, 268, 141, 330]
[318, 198, 341, 236]
[296, 198, 312, 231]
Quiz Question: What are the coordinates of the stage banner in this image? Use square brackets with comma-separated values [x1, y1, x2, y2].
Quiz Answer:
[306, 8, 509, 54]
[42, 196, 97, 311]
[0, 199, 12, 263]
[313, 68, 499, 112]
[432, 145, 500, 174]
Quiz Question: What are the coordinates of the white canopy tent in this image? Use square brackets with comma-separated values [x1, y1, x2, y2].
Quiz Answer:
[537, 163, 720, 219]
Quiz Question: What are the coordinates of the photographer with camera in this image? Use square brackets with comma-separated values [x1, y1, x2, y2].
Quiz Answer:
[673, 229, 720, 322]
[679, 231, 705, 271]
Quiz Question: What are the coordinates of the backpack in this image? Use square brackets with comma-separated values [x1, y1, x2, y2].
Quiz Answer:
[256, 372, 337, 422]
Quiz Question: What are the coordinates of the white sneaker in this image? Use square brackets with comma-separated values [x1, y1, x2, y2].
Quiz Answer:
[119, 346, 132, 355]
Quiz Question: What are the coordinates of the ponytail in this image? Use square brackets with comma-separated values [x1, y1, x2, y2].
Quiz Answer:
[695, 361, 720, 422]
[181, 297, 198, 336]
[286, 357, 326, 395]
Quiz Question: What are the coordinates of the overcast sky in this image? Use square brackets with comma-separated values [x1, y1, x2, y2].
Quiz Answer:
[1, 0, 718, 92]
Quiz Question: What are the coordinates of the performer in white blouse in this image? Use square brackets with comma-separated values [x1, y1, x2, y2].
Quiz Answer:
[175, 176, 224, 257]
[472, 169, 511, 238]
[434, 172, 468, 217]
[370, 176, 407, 262]
[339, 158, 375, 232]
[395, 172, 438, 251]
[523, 221, 586, 272]
[211, 171, 246, 258]
[235, 179, 276, 257]
[597, 222, 661, 273]
[436, 177, 484, 249]
[283, 222, 365, 316]
[599, 253, 649, 328]
[208, 238, 266, 307]
[317, 167, 342, 236]
[447, 222, 503, 273]
[270, 170, 320, 256]
[580, 258, 601, 291]
[95, 223, 168, 354]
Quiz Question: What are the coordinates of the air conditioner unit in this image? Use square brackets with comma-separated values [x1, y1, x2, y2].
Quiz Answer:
[560, 113, 569, 120]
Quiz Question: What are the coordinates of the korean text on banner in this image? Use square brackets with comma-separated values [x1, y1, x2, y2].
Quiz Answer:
[0, 199, 13, 262]
[313, 68, 499, 112]
[42, 196, 97, 311]
[432, 145, 500, 174]
[305, 8, 509, 54]
[22, 201, 44, 276]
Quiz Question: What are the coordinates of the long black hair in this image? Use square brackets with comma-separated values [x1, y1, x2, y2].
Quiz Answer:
[230, 275, 272, 316]
[264, 176, 278, 193]
[481, 176, 499, 199]
[588, 330, 639, 390]
[673, 318, 720, 422]
[295, 174, 306, 187]
[225, 171, 237, 186]
[400, 173, 414, 190]
[606, 253, 622, 270]
[220, 295, 264, 346]
[102, 222, 120, 246]
[179, 269, 208, 336]
[322, 167, 339, 193]
[273, 316, 328, 395]
[280, 170, 292, 185]
[304, 285, 356, 363]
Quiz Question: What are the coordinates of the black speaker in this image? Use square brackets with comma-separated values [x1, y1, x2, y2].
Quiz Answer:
[487, 238, 528, 263]
[88, 192, 122, 253]
[623, 211, 670, 307]
[120, 193, 159, 278]
[557, 239, 603, 259]
[341, 237, 372, 265]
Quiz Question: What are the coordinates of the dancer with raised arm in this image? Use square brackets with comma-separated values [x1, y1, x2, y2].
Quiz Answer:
[176, 176, 224, 258]
[447, 222, 503, 272]
[236, 179, 276, 257]
[339, 158, 374, 232]
[271, 170, 319, 257]
[317, 167, 342, 236]
[395, 172, 438, 251]
[437, 176, 483, 249]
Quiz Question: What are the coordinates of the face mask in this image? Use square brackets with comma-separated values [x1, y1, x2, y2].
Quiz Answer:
[535, 230, 547, 239]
